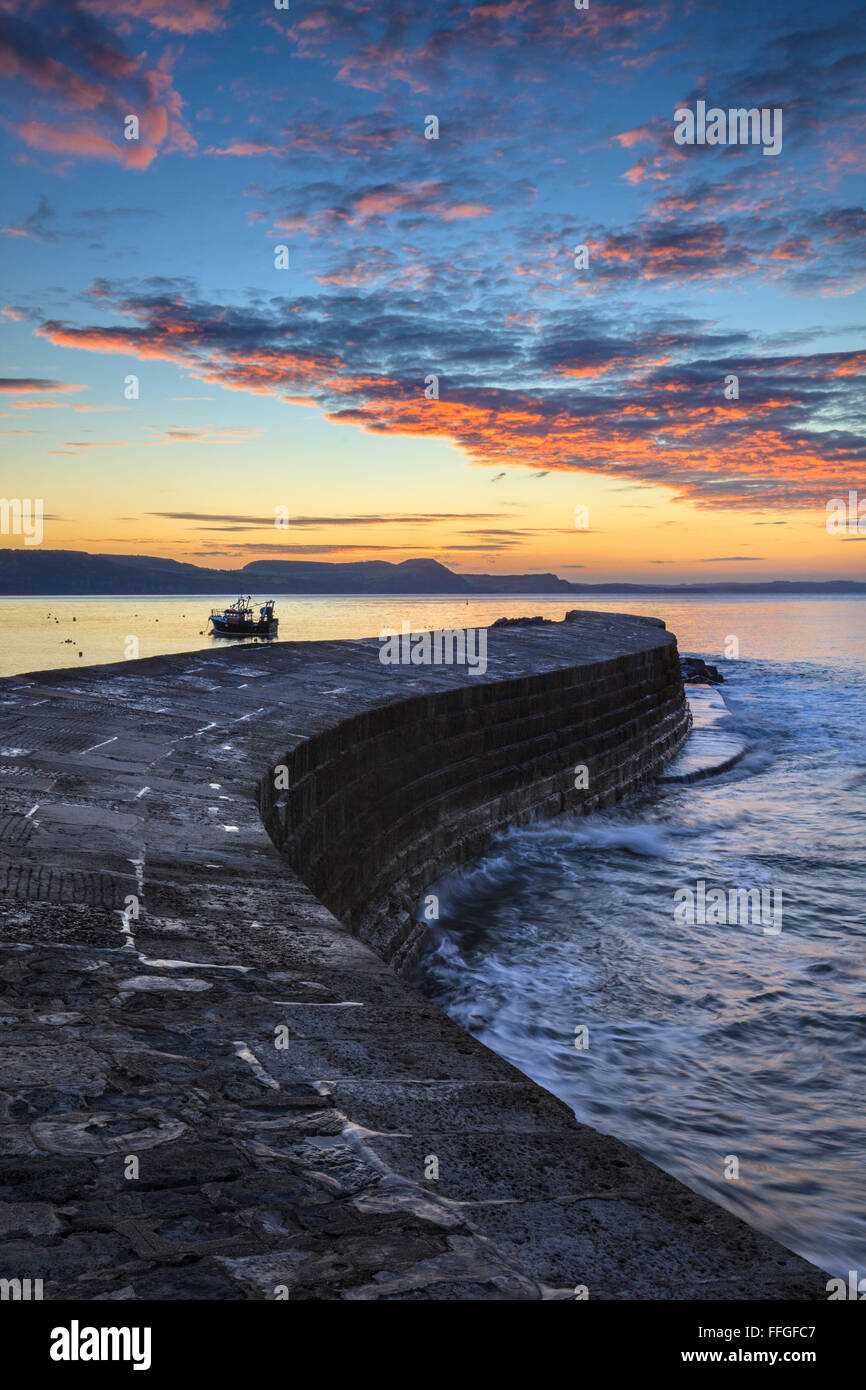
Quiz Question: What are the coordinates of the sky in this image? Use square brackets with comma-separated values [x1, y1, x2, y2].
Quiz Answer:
[0, 0, 864, 583]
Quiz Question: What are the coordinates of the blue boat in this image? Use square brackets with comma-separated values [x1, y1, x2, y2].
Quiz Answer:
[209, 596, 278, 638]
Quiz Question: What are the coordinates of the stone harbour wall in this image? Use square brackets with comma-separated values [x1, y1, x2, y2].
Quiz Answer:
[0, 611, 828, 1299]
[259, 619, 689, 970]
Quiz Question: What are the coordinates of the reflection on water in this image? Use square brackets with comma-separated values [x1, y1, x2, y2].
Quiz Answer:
[415, 638, 866, 1278]
[1, 592, 864, 678]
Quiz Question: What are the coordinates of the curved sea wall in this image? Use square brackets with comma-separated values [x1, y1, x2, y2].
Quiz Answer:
[0, 611, 828, 1299]
[259, 611, 689, 971]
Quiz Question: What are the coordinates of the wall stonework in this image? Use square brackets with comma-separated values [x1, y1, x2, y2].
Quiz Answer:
[259, 617, 690, 970]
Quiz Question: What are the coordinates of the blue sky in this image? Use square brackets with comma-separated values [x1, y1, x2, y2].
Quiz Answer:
[1, 0, 864, 580]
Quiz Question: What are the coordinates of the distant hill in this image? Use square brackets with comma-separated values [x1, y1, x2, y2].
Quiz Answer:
[0, 550, 241, 595]
[0, 549, 864, 597]
[241, 557, 470, 593]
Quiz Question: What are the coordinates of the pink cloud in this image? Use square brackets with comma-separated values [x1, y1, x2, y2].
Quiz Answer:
[15, 121, 158, 167]
[614, 124, 655, 148]
[208, 140, 280, 157]
[0, 43, 117, 110]
[79, 0, 231, 36]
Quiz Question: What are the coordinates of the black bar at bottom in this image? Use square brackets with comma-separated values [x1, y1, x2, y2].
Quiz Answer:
[3, 1297, 860, 1376]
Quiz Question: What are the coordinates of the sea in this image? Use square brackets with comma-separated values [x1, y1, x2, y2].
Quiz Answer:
[1, 592, 864, 1278]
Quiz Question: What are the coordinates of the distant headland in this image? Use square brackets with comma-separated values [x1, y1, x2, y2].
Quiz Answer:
[1, 550, 864, 597]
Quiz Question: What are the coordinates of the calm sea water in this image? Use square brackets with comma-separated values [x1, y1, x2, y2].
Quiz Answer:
[2, 593, 864, 1278]
[413, 597, 866, 1279]
[0, 591, 863, 677]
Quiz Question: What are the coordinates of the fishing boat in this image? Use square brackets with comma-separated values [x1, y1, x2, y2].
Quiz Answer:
[208, 596, 278, 638]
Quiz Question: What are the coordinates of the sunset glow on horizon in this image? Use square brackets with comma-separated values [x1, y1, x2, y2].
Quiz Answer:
[1, 0, 864, 583]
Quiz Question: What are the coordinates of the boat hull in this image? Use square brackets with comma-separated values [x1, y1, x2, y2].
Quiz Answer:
[209, 618, 278, 637]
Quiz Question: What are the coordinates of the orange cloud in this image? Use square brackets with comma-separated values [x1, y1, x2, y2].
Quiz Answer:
[15, 121, 158, 167]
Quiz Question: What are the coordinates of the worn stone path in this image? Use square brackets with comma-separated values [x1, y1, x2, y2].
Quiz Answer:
[0, 613, 826, 1299]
